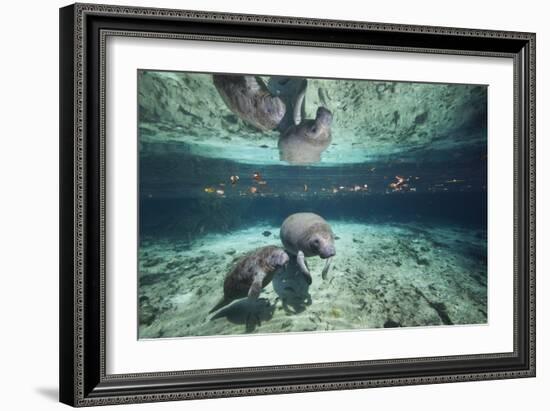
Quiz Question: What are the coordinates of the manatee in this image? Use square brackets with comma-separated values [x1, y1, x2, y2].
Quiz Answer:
[279, 212, 336, 283]
[278, 107, 333, 165]
[209, 246, 289, 314]
[213, 74, 286, 131]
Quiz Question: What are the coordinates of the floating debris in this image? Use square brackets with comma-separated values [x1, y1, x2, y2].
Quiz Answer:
[215, 189, 225, 196]
[389, 175, 409, 191]
[257, 180, 267, 185]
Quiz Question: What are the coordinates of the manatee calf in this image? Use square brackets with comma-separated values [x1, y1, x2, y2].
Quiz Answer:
[213, 74, 286, 131]
[278, 107, 333, 165]
[209, 246, 289, 314]
[280, 212, 336, 282]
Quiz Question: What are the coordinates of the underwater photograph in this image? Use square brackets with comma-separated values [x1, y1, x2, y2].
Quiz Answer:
[137, 70, 488, 338]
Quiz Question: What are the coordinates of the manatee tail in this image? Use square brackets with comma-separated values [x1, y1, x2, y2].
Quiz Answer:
[209, 296, 231, 314]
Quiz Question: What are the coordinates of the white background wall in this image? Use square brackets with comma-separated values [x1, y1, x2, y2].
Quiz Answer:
[0, 0, 546, 409]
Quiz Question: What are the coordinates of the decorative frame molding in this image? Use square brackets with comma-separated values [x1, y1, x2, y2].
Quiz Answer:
[59, 3, 535, 407]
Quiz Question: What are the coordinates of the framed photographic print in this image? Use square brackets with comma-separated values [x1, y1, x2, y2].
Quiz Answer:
[59, 3, 536, 407]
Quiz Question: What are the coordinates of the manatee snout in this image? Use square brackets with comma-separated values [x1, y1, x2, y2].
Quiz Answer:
[310, 235, 336, 259]
[319, 244, 336, 259]
[270, 249, 290, 268]
[315, 106, 333, 128]
[262, 98, 286, 126]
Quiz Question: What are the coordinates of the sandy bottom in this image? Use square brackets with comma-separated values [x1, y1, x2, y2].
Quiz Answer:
[138, 221, 487, 338]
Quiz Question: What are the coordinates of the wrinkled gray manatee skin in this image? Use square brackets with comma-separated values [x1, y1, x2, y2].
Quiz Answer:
[213, 74, 286, 132]
[280, 212, 336, 282]
[278, 107, 333, 165]
[209, 246, 289, 314]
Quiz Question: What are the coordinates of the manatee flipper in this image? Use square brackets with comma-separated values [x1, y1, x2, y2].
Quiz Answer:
[247, 270, 267, 300]
[296, 250, 312, 285]
[293, 87, 306, 125]
[209, 296, 232, 314]
[321, 257, 332, 280]
[245, 269, 267, 332]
